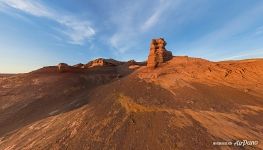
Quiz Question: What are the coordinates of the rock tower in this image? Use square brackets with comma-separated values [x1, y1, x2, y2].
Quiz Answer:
[147, 38, 172, 68]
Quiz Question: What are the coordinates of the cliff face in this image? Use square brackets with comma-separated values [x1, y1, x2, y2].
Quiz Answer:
[147, 38, 173, 68]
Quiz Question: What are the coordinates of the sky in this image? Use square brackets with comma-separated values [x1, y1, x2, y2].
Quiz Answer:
[0, 0, 263, 73]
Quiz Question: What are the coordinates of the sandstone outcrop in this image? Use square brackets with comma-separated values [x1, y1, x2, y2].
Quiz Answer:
[85, 58, 122, 68]
[127, 60, 137, 66]
[57, 63, 82, 73]
[126, 60, 146, 66]
[147, 38, 173, 68]
[57, 63, 70, 72]
[73, 63, 85, 68]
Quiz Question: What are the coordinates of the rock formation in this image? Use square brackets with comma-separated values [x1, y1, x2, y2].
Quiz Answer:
[85, 58, 122, 68]
[57, 63, 82, 73]
[126, 60, 146, 66]
[147, 38, 173, 68]
[57, 63, 70, 72]
[73, 63, 85, 69]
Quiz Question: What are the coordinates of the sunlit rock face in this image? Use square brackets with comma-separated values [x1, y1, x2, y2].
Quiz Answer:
[147, 38, 173, 68]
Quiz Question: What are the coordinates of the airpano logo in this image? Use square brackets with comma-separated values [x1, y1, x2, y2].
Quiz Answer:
[233, 140, 259, 147]
[213, 140, 259, 147]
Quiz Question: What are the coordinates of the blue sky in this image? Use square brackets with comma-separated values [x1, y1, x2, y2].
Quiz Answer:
[0, 0, 263, 73]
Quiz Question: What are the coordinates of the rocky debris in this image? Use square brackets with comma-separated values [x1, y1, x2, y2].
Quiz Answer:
[147, 38, 173, 68]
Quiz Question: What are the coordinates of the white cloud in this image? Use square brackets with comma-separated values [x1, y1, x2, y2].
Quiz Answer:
[141, 10, 161, 32]
[2, 0, 52, 17]
[141, 0, 178, 32]
[109, 30, 137, 54]
[0, 0, 95, 45]
[108, 0, 179, 55]
[57, 16, 95, 45]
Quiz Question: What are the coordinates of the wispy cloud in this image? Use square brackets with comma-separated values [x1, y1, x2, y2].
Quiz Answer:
[141, 0, 178, 32]
[108, 0, 179, 55]
[0, 0, 95, 45]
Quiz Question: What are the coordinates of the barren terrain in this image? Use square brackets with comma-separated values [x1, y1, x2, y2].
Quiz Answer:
[0, 57, 263, 149]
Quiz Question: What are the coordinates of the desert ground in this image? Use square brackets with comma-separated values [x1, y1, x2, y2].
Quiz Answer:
[0, 54, 263, 149]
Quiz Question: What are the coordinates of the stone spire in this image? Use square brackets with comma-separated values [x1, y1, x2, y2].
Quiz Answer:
[147, 38, 172, 68]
